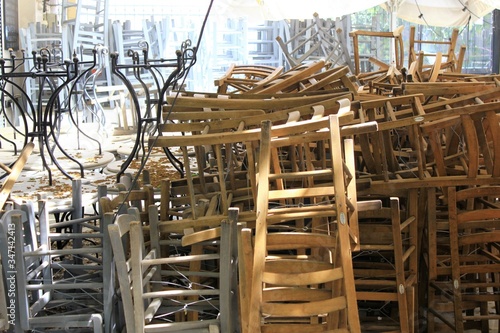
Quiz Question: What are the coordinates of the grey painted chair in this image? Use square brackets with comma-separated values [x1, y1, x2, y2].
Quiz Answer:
[109, 205, 240, 332]
[10, 197, 111, 333]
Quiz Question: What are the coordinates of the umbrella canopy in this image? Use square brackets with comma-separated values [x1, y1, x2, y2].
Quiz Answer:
[214, 0, 386, 21]
[389, 0, 500, 27]
[215, 0, 500, 26]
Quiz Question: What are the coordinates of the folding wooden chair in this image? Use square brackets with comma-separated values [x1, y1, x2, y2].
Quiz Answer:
[241, 115, 380, 333]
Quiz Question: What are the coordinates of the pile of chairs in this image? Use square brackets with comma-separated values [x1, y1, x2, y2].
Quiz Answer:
[3, 36, 500, 332]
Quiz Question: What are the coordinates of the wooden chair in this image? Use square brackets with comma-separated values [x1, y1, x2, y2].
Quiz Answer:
[360, 98, 500, 195]
[152, 113, 270, 218]
[111, 206, 239, 332]
[99, 183, 155, 223]
[349, 26, 405, 76]
[408, 26, 465, 75]
[283, 65, 358, 95]
[214, 64, 284, 94]
[425, 186, 456, 332]
[106, 208, 140, 333]
[356, 94, 427, 182]
[402, 81, 498, 104]
[276, 13, 352, 71]
[245, 60, 326, 94]
[241, 115, 380, 332]
[447, 185, 500, 332]
[420, 100, 500, 196]
[420, 87, 500, 113]
[11, 199, 106, 332]
[165, 89, 350, 114]
[354, 195, 419, 332]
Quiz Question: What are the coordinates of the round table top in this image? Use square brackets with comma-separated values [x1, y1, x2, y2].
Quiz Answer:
[0, 151, 23, 167]
[7, 170, 106, 213]
[105, 155, 183, 189]
[23, 150, 115, 172]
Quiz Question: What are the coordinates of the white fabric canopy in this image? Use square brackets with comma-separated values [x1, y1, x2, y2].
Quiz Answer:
[214, 0, 386, 21]
[214, 0, 500, 26]
[390, 0, 500, 27]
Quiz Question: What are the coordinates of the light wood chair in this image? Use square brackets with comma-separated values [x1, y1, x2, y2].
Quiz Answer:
[165, 89, 349, 114]
[214, 64, 284, 94]
[349, 26, 405, 76]
[425, 186, 456, 332]
[420, 100, 500, 200]
[241, 115, 380, 332]
[402, 81, 497, 104]
[286, 65, 358, 95]
[408, 26, 465, 75]
[106, 208, 140, 333]
[245, 60, 327, 94]
[356, 94, 427, 182]
[0, 142, 34, 211]
[99, 183, 155, 224]
[354, 195, 419, 333]
[152, 113, 270, 218]
[448, 185, 500, 332]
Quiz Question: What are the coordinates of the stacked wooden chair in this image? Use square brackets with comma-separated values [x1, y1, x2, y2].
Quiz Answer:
[98, 181, 155, 224]
[349, 25, 405, 76]
[419, 94, 500, 192]
[426, 185, 500, 332]
[214, 64, 284, 94]
[400, 81, 498, 104]
[355, 94, 427, 182]
[108, 204, 241, 332]
[354, 193, 419, 332]
[276, 13, 352, 71]
[240, 114, 380, 332]
[244, 60, 328, 94]
[407, 26, 466, 82]
[0, 197, 108, 333]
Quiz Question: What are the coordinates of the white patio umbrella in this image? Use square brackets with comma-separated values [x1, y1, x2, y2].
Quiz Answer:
[215, 0, 500, 26]
[387, 0, 500, 27]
